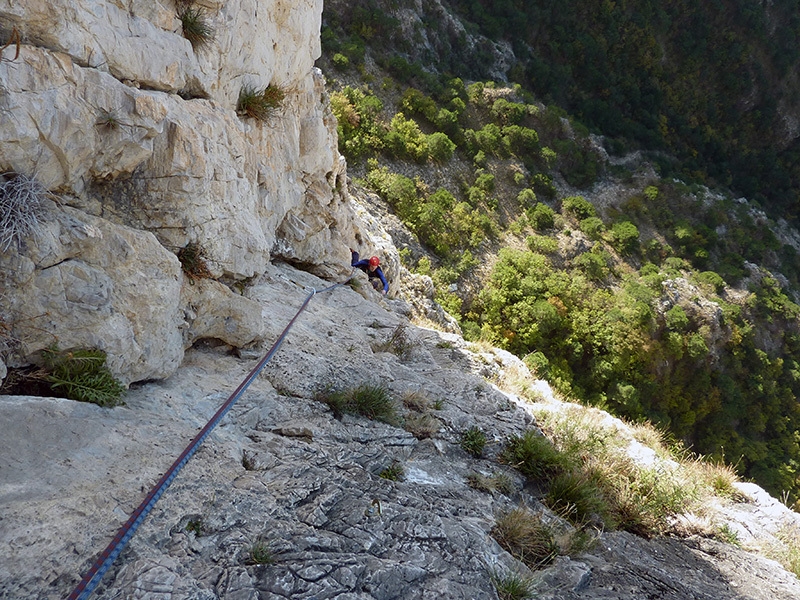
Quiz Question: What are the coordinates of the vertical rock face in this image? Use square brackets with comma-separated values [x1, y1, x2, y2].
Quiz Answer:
[0, 0, 386, 383]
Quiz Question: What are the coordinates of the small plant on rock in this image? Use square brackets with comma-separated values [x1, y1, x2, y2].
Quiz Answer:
[237, 83, 286, 122]
[379, 461, 405, 481]
[246, 540, 275, 565]
[460, 426, 487, 458]
[0, 172, 47, 252]
[178, 5, 215, 49]
[178, 241, 213, 282]
[316, 383, 399, 424]
[489, 567, 535, 600]
[492, 507, 558, 570]
[42, 346, 126, 407]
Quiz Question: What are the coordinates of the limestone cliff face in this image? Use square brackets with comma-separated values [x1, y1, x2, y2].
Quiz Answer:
[0, 0, 395, 384]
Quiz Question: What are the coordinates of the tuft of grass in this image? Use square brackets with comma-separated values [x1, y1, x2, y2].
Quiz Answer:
[379, 461, 404, 481]
[460, 426, 487, 458]
[402, 389, 429, 411]
[178, 6, 215, 49]
[404, 412, 441, 439]
[317, 384, 399, 424]
[178, 241, 213, 282]
[42, 346, 126, 407]
[0, 173, 47, 252]
[242, 450, 259, 471]
[237, 83, 286, 122]
[492, 507, 559, 570]
[501, 429, 570, 479]
[246, 540, 275, 565]
[489, 568, 535, 600]
[714, 523, 741, 546]
[467, 471, 514, 495]
[95, 109, 123, 131]
[374, 323, 415, 359]
[185, 517, 204, 536]
[545, 469, 610, 527]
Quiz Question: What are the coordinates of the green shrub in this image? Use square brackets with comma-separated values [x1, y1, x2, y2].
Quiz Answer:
[460, 426, 487, 458]
[332, 52, 350, 70]
[579, 216, 605, 240]
[385, 113, 429, 162]
[330, 87, 385, 161]
[236, 83, 285, 122]
[561, 195, 595, 220]
[606, 221, 640, 254]
[427, 132, 456, 162]
[528, 203, 555, 230]
[42, 346, 126, 407]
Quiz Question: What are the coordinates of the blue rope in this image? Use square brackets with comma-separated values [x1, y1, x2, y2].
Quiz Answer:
[68, 276, 350, 600]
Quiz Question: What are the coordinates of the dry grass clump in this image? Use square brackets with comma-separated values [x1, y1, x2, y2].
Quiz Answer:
[0, 173, 47, 252]
[467, 471, 514, 495]
[502, 404, 742, 537]
[404, 412, 441, 439]
[491, 507, 559, 570]
[178, 241, 213, 281]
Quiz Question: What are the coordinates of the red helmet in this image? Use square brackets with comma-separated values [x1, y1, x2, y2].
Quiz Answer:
[369, 256, 380, 267]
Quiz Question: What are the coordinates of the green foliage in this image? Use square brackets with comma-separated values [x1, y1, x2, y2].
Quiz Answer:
[42, 346, 126, 407]
[579, 216, 605, 240]
[317, 384, 399, 425]
[528, 203, 555, 230]
[385, 113, 429, 162]
[460, 426, 487, 458]
[330, 86, 385, 161]
[489, 569, 535, 600]
[246, 540, 275, 565]
[236, 84, 285, 122]
[427, 132, 456, 163]
[606, 221, 640, 255]
[561, 196, 595, 220]
[502, 429, 569, 480]
[379, 461, 405, 481]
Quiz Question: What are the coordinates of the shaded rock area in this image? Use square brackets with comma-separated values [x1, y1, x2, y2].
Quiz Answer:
[2, 262, 800, 599]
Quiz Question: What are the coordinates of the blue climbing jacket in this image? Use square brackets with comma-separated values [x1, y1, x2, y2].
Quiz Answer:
[351, 250, 389, 293]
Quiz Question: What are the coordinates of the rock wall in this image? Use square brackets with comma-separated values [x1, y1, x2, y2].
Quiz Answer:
[0, 0, 397, 383]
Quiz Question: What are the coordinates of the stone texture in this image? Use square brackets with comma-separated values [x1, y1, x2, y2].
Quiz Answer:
[2, 263, 800, 600]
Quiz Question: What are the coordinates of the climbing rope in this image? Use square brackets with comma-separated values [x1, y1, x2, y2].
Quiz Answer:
[68, 274, 351, 600]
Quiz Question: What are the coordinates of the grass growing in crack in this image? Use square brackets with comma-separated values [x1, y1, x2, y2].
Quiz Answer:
[379, 461, 404, 481]
[237, 83, 286, 122]
[95, 109, 123, 131]
[404, 412, 441, 439]
[178, 241, 213, 282]
[460, 426, 487, 458]
[185, 517, 204, 536]
[374, 323, 415, 359]
[0, 173, 47, 252]
[178, 5, 215, 49]
[492, 507, 558, 570]
[467, 472, 514, 495]
[246, 540, 275, 565]
[489, 568, 535, 600]
[42, 346, 126, 407]
[316, 384, 399, 424]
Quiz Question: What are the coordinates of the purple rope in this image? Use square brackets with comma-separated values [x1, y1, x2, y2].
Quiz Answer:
[68, 286, 323, 600]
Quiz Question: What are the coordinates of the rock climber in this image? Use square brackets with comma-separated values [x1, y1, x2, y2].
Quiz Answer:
[350, 248, 388, 295]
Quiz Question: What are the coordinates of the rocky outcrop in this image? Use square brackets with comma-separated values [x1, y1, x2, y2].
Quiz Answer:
[2, 262, 800, 599]
[0, 0, 398, 384]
